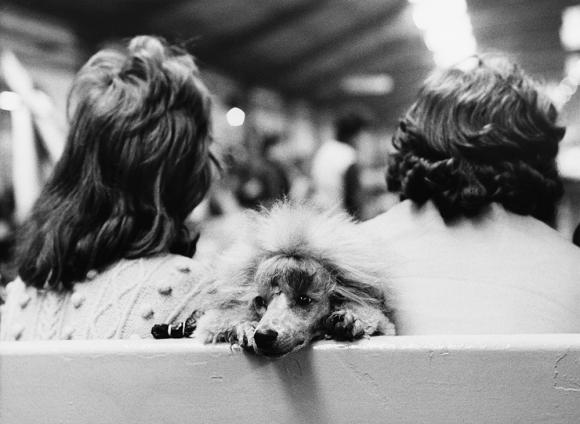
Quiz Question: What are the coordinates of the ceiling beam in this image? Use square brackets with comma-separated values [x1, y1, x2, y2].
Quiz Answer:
[316, 93, 414, 126]
[194, 0, 334, 57]
[468, 0, 575, 31]
[291, 0, 570, 96]
[288, 37, 430, 96]
[264, 0, 408, 75]
[3, 0, 194, 45]
[313, 65, 429, 101]
[278, 1, 415, 88]
[313, 48, 568, 110]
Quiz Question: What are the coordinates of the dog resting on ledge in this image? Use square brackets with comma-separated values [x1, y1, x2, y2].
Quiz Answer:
[152, 201, 396, 357]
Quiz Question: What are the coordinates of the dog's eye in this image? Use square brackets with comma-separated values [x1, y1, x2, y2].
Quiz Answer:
[253, 296, 267, 309]
[296, 295, 312, 306]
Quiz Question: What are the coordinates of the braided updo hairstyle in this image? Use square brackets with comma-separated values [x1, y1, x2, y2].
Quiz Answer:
[387, 55, 564, 223]
[18, 36, 217, 289]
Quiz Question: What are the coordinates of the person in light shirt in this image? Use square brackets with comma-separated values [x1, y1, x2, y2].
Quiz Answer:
[310, 112, 370, 219]
[364, 55, 580, 334]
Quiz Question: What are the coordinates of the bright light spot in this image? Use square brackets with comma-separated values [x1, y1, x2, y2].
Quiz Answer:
[546, 54, 580, 109]
[0, 91, 21, 111]
[565, 54, 580, 85]
[412, 0, 467, 30]
[561, 5, 580, 51]
[409, 0, 477, 68]
[226, 107, 245, 127]
[560, 77, 578, 96]
[455, 56, 481, 72]
[432, 36, 477, 67]
[544, 78, 578, 110]
[341, 74, 394, 95]
[558, 147, 580, 180]
[424, 27, 474, 51]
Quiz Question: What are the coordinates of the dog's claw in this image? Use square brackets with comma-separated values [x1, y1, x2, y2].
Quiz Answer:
[230, 322, 257, 351]
[199, 321, 258, 349]
[326, 310, 366, 341]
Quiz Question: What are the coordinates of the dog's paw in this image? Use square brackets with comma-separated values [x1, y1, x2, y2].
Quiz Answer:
[229, 321, 258, 351]
[325, 310, 366, 341]
[197, 322, 256, 348]
[382, 319, 397, 336]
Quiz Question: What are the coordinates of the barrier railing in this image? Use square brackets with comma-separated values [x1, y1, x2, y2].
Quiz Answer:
[1, 335, 580, 424]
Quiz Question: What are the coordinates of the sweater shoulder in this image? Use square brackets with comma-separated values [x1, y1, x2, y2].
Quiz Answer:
[82, 254, 207, 339]
[0, 255, 208, 341]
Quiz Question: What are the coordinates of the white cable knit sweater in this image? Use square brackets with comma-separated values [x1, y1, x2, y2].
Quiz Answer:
[0, 254, 206, 341]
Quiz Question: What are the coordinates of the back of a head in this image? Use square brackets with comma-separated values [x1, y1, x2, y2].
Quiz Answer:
[387, 54, 565, 223]
[19, 35, 215, 290]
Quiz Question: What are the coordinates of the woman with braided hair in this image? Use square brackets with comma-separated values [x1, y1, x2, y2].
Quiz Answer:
[365, 55, 580, 334]
[1, 36, 217, 340]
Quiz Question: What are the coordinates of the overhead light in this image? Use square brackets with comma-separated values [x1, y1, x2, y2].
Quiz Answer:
[411, 0, 467, 30]
[340, 74, 394, 95]
[558, 147, 580, 180]
[226, 107, 245, 127]
[543, 54, 580, 110]
[561, 5, 580, 51]
[565, 54, 580, 85]
[0, 91, 21, 111]
[409, 0, 477, 67]
[432, 36, 477, 67]
[544, 78, 577, 110]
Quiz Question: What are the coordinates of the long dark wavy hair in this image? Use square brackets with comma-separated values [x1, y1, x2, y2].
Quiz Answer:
[18, 36, 217, 290]
[387, 55, 565, 223]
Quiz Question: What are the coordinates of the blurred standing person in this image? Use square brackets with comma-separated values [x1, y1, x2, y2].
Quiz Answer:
[235, 133, 290, 209]
[1, 36, 217, 340]
[260, 133, 291, 201]
[310, 112, 370, 219]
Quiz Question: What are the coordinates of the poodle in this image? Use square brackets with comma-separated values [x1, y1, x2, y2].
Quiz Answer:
[153, 202, 396, 357]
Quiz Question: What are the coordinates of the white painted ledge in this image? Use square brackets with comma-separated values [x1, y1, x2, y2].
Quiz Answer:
[1, 335, 580, 424]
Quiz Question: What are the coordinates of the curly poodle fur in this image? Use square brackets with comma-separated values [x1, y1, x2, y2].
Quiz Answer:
[177, 201, 396, 357]
[387, 55, 564, 224]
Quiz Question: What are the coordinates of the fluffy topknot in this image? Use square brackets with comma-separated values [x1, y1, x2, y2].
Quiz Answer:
[211, 202, 391, 308]
[71, 35, 210, 133]
[387, 54, 564, 223]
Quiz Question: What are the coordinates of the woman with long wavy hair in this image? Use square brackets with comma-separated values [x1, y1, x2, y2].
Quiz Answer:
[365, 55, 580, 334]
[1, 36, 217, 340]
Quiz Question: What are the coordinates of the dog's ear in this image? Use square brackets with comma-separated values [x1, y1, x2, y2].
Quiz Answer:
[329, 291, 347, 306]
[331, 275, 385, 307]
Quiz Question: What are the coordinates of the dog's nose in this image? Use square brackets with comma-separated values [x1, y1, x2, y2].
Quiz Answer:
[254, 329, 278, 349]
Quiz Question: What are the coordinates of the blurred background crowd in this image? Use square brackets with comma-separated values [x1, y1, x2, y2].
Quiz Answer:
[1, 0, 580, 283]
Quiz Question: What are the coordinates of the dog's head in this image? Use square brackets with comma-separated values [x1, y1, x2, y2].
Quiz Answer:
[249, 255, 336, 357]
[211, 201, 393, 357]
